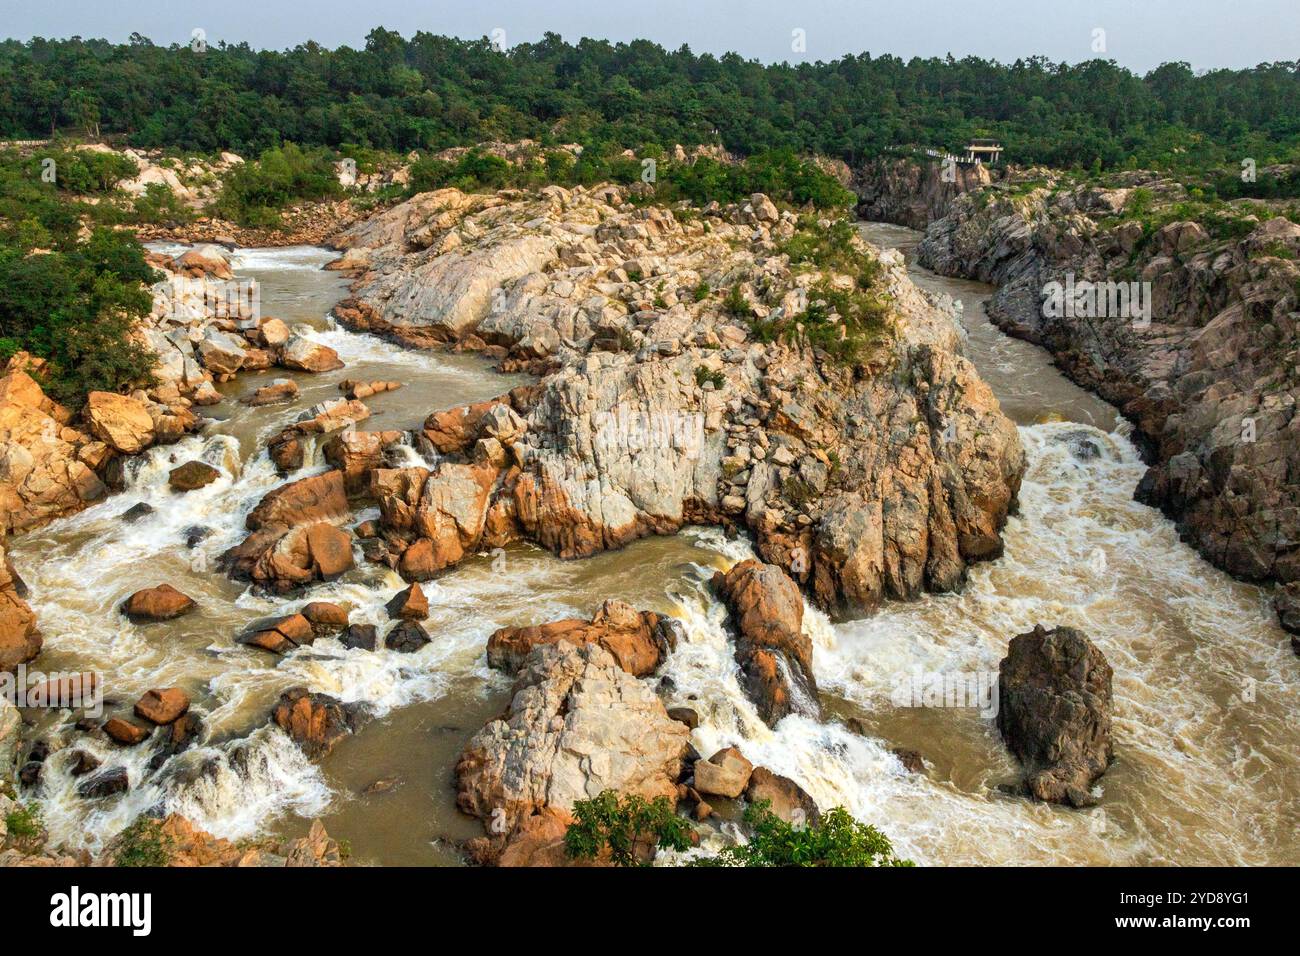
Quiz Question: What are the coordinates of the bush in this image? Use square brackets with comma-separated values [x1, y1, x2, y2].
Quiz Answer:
[214, 142, 341, 226]
[564, 791, 692, 866]
[113, 817, 173, 867]
[3, 802, 43, 846]
[694, 801, 913, 867]
[0, 226, 159, 406]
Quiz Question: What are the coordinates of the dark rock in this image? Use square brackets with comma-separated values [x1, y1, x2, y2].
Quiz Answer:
[745, 766, 821, 825]
[121, 584, 196, 622]
[666, 706, 699, 729]
[103, 717, 151, 746]
[68, 750, 102, 777]
[77, 767, 129, 799]
[997, 624, 1113, 807]
[168, 460, 222, 492]
[386, 582, 429, 621]
[892, 748, 925, 774]
[340, 623, 377, 651]
[385, 620, 431, 653]
[18, 760, 42, 787]
[183, 525, 214, 548]
[120, 502, 154, 523]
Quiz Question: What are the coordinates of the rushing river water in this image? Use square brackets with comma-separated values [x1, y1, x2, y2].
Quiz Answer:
[9, 230, 1296, 865]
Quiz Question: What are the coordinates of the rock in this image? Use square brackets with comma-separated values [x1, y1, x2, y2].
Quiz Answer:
[997, 625, 1114, 807]
[239, 612, 317, 655]
[103, 717, 150, 746]
[470, 806, 610, 868]
[246, 470, 349, 532]
[121, 584, 196, 621]
[270, 688, 363, 759]
[0, 543, 40, 672]
[386, 582, 429, 620]
[293, 398, 370, 434]
[151, 712, 204, 768]
[134, 688, 190, 725]
[168, 460, 221, 491]
[247, 379, 299, 406]
[0, 696, 20, 781]
[267, 430, 304, 472]
[455, 642, 690, 833]
[745, 766, 821, 824]
[1, 359, 106, 534]
[68, 750, 101, 777]
[172, 245, 234, 280]
[666, 706, 699, 729]
[280, 333, 344, 373]
[121, 502, 155, 522]
[486, 599, 673, 677]
[481, 403, 528, 445]
[1274, 583, 1300, 642]
[98, 813, 344, 868]
[340, 623, 377, 651]
[423, 398, 509, 454]
[693, 746, 753, 799]
[385, 620, 431, 653]
[892, 748, 925, 774]
[77, 767, 130, 799]
[301, 601, 349, 635]
[712, 560, 818, 726]
[84, 391, 156, 454]
[197, 328, 247, 375]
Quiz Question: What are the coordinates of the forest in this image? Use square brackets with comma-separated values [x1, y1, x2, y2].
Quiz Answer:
[1, 30, 1298, 175]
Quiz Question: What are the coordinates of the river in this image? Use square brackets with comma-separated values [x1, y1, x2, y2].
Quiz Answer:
[9, 228, 1296, 866]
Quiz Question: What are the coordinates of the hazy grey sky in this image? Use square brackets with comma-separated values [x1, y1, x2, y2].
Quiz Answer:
[3, 0, 1298, 73]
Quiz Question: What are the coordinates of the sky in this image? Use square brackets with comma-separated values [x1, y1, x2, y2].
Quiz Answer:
[1, 0, 1297, 74]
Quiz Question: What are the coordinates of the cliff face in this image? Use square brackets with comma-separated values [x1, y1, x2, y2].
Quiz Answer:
[856, 157, 1300, 624]
[329, 184, 1025, 616]
[854, 156, 991, 230]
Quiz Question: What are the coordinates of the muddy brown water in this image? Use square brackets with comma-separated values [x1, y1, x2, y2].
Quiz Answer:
[9, 235, 1296, 866]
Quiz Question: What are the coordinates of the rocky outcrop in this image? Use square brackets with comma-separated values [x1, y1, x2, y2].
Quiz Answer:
[333, 185, 1024, 616]
[861, 158, 1300, 630]
[486, 599, 676, 677]
[713, 560, 817, 726]
[997, 624, 1114, 807]
[854, 155, 991, 230]
[0, 541, 39, 672]
[455, 641, 690, 833]
[0, 355, 107, 534]
[224, 471, 355, 592]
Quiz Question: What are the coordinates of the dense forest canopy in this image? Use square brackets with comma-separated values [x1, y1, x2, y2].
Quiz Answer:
[1, 30, 1298, 173]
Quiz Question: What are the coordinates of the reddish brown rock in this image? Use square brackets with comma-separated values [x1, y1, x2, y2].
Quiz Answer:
[301, 601, 349, 634]
[134, 688, 190, 725]
[103, 717, 151, 745]
[121, 584, 196, 621]
[270, 687, 363, 759]
[385, 582, 429, 621]
[745, 766, 821, 824]
[84, 391, 156, 454]
[246, 470, 349, 532]
[1, 544, 40, 672]
[239, 612, 317, 654]
[712, 560, 817, 727]
[486, 599, 675, 677]
[422, 397, 509, 454]
[168, 460, 221, 492]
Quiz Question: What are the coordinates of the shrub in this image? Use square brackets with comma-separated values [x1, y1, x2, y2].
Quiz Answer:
[693, 801, 913, 867]
[113, 817, 173, 867]
[4, 802, 43, 846]
[564, 791, 692, 866]
[214, 142, 341, 226]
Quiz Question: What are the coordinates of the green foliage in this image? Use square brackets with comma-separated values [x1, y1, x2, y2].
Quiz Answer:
[41, 147, 138, 195]
[3, 802, 43, 844]
[0, 222, 158, 406]
[113, 817, 173, 868]
[132, 181, 193, 225]
[564, 790, 692, 867]
[695, 365, 725, 389]
[1, 34, 1297, 177]
[693, 801, 913, 867]
[214, 142, 341, 227]
[723, 283, 752, 318]
[691, 280, 711, 302]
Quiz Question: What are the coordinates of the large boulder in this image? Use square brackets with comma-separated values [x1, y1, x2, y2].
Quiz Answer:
[84, 391, 156, 454]
[270, 688, 364, 759]
[280, 333, 344, 373]
[486, 599, 675, 677]
[246, 470, 349, 531]
[455, 642, 690, 833]
[712, 560, 818, 726]
[0, 544, 40, 672]
[997, 624, 1114, 807]
[692, 746, 753, 799]
[121, 584, 196, 621]
[745, 766, 821, 824]
[0, 357, 106, 533]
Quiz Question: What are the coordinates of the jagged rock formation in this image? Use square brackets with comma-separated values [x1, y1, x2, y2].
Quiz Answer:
[997, 624, 1114, 807]
[328, 184, 1024, 616]
[455, 641, 690, 834]
[486, 599, 678, 676]
[860, 157, 1300, 631]
[855, 155, 991, 230]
